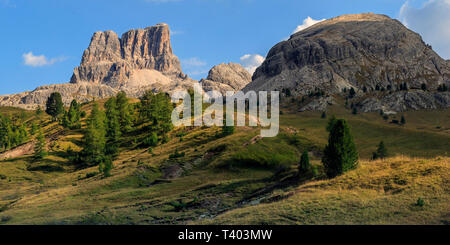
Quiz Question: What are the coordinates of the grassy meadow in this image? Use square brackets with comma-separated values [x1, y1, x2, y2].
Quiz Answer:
[0, 100, 449, 224]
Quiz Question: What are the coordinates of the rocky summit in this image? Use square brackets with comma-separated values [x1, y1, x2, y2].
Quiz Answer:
[0, 23, 252, 109]
[70, 24, 187, 90]
[244, 13, 450, 112]
[0, 24, 196, 109]
[200, 63, 252, 95]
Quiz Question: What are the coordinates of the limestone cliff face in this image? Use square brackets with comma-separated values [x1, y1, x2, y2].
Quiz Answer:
[200, 63, 251, 94]
[71, 23, 185, 89]
[0, 23, 195, 109]
[244, 13, 450, 112]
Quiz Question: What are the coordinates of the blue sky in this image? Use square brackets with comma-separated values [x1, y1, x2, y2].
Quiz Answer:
[1, 0, 448, 95]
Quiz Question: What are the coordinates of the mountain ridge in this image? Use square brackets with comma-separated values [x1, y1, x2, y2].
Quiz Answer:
[0, 24, 250, 109]
[244, 13, 450, 112]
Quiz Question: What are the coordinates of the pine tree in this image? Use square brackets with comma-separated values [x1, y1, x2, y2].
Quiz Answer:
[104, 97, 121, 155]
[322, 119, 358, 178]
[99, 157, 113, 177]
[63, 99, 82, 129]
[421, 83, 427, 91]
[349, 87, 356, 98]
[0, 115, 11, 150]
[30, 122, 38, 135]
[221, 118, 235, 137]
[139, 91, 173, 134]
[115, 91, 133, 133]
[321, 111, 327, 119]
[36, 106, 43, 116]
[376, 141, 388, 159]
[34, 128, 47, 159]
[143, 132, 158, 147]
[401, 115, 406, 125]
[46, 92, 64, 121]
[78, 103, 107, 167]
[326, 115, 337, 132]
[299, 150, 310, 174]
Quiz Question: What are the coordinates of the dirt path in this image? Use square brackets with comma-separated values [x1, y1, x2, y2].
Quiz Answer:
[0, 141, 35, 160]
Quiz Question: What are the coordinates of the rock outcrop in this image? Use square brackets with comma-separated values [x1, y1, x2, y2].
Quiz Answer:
[0, 83, 118, 110]
[70, 23, 186, 89]
[200, 63, 251, 94]
[244, 13, 450, 112]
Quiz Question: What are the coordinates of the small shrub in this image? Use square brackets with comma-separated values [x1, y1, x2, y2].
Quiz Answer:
[161, 134, 169, 144]
[1, 216, 12, 222]
[208, 144, 227, 153]
[143, 133, 158, 147]
[169, 149, 185, 159]
[311, 165, 319, 177]
[99, 158, 113, 177]
[85, 172, 97, 178]
[170, 200, 187, 212]
[298, 150, 311, 174]
[416, 197, 425, 207]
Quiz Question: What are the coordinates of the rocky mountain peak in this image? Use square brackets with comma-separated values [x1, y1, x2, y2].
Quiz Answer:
[80, 30, 122, 64]
[70, 23, 183, 87]
[245, 13, 450, 112]
[200, 63, 252, 94]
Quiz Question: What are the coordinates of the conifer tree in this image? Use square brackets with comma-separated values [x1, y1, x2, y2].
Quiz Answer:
[139, 91, 173, 134]
[34, 128, 47, 159]
[322, 119, 358, 178]
[115, 91, 133, 133]
[79, 103, 107, 167]
[46, 92, 64, 121]
[63, 99, 82, 129]
[221, 118, 235, 137]
[99, 157, 113, 177]
[376, 141, 388, 159]
[104, 97, 121, 155]
[400, 115, 406, 125]
[299, 150, 310, 174]
[30, 122, 38, 135]
[36, 106, 43, 116]
[349, 87, 356, 98]
[326, 115, 337, 132]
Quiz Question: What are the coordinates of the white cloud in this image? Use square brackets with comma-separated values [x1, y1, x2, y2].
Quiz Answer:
[22, 52, 66, 67]
[188, 70, 209, 76]
[292, 16, 325, 34]
[240, 54, 265, 75]
[180, 57, 208, 78]
[399, 0, 450, 59]
[181, 57, 207, 68]
[170, 29, 184, 36]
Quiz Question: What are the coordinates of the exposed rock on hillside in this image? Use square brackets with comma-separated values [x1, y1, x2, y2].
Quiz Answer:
[0, 83, 118, 109]
[359, 91, 450, 112]
[244, 13, 450, 112]
[200, 63, 251, 94]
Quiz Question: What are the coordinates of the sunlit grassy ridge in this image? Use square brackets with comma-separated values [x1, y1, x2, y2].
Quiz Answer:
[195, 156, 450, 225]
[0, 101, 449, 224]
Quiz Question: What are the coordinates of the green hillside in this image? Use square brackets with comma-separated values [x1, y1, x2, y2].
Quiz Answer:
[0, 98, 449, 225]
